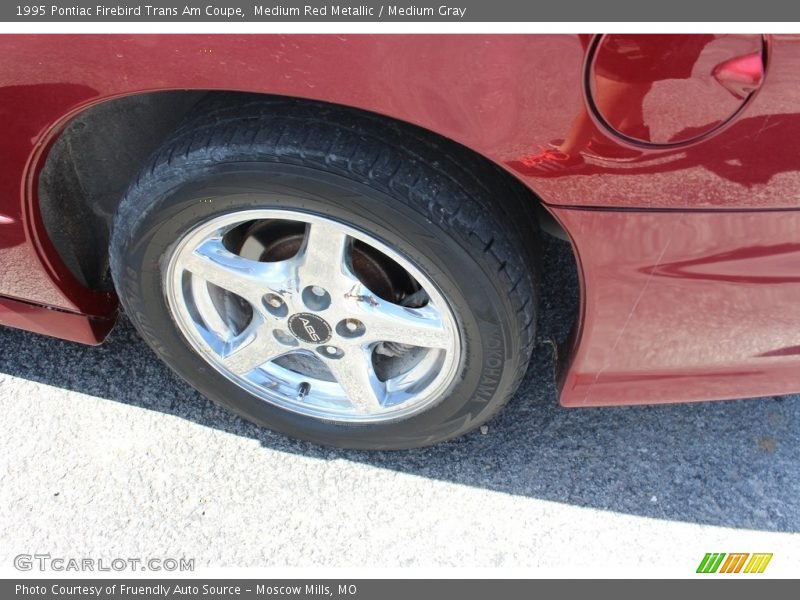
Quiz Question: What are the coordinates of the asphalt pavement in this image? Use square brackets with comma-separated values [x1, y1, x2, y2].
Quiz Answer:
[1, 236, 798, 572]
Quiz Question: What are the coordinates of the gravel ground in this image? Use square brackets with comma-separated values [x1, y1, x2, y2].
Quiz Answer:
[0, 236, 798, 572]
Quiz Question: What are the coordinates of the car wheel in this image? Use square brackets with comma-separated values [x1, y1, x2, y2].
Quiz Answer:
[110, 98, 539, 449]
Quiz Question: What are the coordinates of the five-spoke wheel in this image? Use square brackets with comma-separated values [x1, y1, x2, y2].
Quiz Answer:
[166, 210, 461, 422]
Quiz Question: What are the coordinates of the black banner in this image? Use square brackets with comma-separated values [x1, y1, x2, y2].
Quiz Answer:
[3, 579, 791, 599]
[1, 0, 798, 22]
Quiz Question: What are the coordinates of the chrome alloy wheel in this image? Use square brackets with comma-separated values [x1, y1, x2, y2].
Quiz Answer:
[165, 209, 461, 423]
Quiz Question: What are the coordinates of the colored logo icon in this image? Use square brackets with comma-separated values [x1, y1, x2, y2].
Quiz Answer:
[696, 553, 773, 573]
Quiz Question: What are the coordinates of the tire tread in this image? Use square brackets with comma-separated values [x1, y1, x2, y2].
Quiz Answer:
[111, 97, 540, 445]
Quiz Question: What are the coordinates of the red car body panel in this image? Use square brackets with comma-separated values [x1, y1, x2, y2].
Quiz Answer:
[0, 294, 113, 345]
[2, 34, 800, 407]
[553, 207, 800, 407]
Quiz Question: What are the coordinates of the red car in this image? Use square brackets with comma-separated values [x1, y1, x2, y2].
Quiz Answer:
[0, 34, 791, 448]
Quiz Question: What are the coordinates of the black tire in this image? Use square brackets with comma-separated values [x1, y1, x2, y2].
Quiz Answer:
[110, 97, 539, 449]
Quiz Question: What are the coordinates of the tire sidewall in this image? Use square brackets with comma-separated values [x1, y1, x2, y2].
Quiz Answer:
[113, 162, 523, 449]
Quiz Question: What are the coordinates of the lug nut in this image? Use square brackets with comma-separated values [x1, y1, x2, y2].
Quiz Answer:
[302, 285, 332, 311]
[264, 293, 288, 317]
[317, 345, 343, 359]
[336, 318, 364, 338]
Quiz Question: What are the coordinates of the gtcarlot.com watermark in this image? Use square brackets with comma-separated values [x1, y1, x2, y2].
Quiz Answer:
[14, 554, 194, 572]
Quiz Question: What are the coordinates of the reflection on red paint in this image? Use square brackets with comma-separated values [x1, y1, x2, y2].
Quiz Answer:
[713, 51, 765, 100]
[553, 207, 800, 407]
[757, 346, 800, 358]
[506, 34, 767, 177]
[642, 243, 800, 284]
[589, 34, 764, 145]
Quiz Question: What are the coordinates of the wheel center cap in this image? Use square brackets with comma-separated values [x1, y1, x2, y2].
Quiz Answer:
[288, 312, 332, 344]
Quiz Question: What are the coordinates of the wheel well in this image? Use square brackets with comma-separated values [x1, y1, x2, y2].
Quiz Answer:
[38, 91, 207, 290]
[38, 90, 566, 291]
